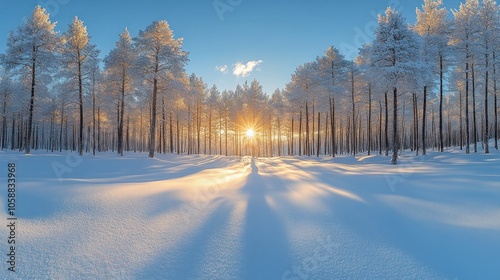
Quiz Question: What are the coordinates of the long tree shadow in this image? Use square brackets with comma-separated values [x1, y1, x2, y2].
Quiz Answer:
[240, 158, 292, 279]
[135, 201, 236, 280]
[277, 157, 500, 278]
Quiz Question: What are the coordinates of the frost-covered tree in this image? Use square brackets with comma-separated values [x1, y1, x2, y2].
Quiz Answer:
[287, 62, 323, 156]
[1, 6, 59, 154]
[452, 0, 481, 154]
[479, 0, 500, 153]
[0, 70, 14, 149]
[188, 74, 207, 154]
[206, 85, 220, 155]
[414, 0, 450, 153]
[135, 20, 188, 158]
[371, 7, 421, 164]
[316, 46, 348, 156]
[104, 28, 137, 156]
[61, 16, 99, 155]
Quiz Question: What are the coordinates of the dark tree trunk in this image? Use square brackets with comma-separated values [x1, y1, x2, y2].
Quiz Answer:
[330, 97, 335, 157]
[422, 86, 427, 156]
[78, 51, 84, 156]
[169, 112, 174, 153]
[472, 64, 477, 153]
[485, 51, 490, 154]
[59, 101, 64, 152]
[368, 84, 372, 155]
[385, 92, 389, 157]
[209, 108, 212, 155]
[317, 112, 321, 157]
[460, 91, 463, 150]
[299, 110, 302, 156]
[291, 117, 294, 156]
[494, 51, 498, 150]
[92, 76, 96, 155]
[118, 70, 125, 156]
[466, 59, 470, 154]
[351, 69, 356, 156]
[97, 110, 100, 152]
[26, 49, 37, 154]
[439, 55, 444, 152]
[379, 101, 383, 155]
[305, 102, 310, 156]
[391, 87, 398, 165]
[149, 57, 159, 158]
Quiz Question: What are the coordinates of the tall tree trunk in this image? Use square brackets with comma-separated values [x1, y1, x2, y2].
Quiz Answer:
[176, 114, 180, 154]
[59, 107, 64, 152]
[197, 103, 201, 154]
[351, 69, 356, 156]
[422, 86, 427, 155]
[11, 113, 15, 151]
[317, 112, 321, 157]
[97, 108, 101, 152]
[299, 110, 303, 156]
[305, 101, 310, 156]
[169, 112, 174, 153]
[118, 70, 125, 156]
[225, 110, 228, 156]
[391, 87, 398, 165]
[126, 116, 130, 152]
[494, 51, 498, 150]
[219, 110, 222, 155]
[162, 96, 166, 154]
[485, 51, 490, 154]
[92, 75, 96, 155]
[278, 116, 282, 156]
[324, 114, 328, 156]
[26, 50, 37, 154]
[414, 93, 419, 156]
[472, 64, 477, 153]
[312, 100, 315, 157]
[209, 108, 212, 155]
[460, 91, 463, 150]
[379, 101, 382, 155]
[291, 117, 294, 156]
[78, 51, 84, 156]
[330, 97, 335, 157]
[439, 55, 444, 152]
[385, 92, 389, 157]
[149, 58, 159, 158]
[465, 59, 470, 154]
[368, 84, 372, 155]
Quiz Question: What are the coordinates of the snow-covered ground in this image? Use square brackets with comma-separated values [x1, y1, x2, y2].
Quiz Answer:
[1, 148, 499, 279]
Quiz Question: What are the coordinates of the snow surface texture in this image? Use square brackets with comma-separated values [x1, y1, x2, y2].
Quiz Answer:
[1, 149, 499, 279]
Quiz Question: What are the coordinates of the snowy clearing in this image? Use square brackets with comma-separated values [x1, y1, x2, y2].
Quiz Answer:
[1, 149, 500, 279]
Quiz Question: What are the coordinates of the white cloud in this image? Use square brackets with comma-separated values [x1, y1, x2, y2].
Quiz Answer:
[232, 60, 263, 77]
[215, 65, 228, 74]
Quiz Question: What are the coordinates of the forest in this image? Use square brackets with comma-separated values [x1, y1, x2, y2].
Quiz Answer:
[0, 0, 499, 164]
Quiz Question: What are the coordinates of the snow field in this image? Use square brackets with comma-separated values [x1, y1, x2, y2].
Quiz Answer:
[0, 149, 499, 279]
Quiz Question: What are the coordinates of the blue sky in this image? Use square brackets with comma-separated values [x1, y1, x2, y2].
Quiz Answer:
[0, 0, 460, 94]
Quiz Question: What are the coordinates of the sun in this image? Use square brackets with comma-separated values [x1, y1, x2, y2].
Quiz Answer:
[246, 129, 255, 138]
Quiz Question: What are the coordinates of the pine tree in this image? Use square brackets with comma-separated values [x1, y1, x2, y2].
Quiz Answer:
[104, 28, 137, 156]
[371, 8, 421, 164]
[316, 46, 348, 157]
[479, 0, 500, 154]
[135, 21, 188, 158]
[452, 0, 481, 154]
[414, 0, 450, 153]
[1, 6, 59, 154]
[61, 17, 99, 156]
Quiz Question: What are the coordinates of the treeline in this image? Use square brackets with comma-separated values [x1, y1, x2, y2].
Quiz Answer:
[0, 0, 499, 164]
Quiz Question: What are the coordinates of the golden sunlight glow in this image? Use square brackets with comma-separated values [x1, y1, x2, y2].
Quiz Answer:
[246, 129, 255, 138]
